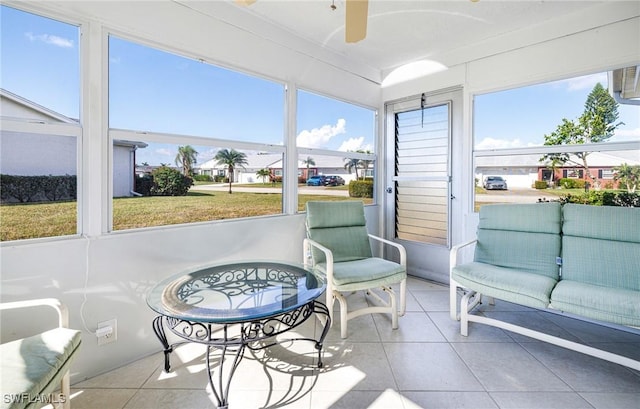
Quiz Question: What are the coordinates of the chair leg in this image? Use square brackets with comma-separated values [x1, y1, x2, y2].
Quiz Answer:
[333, 291, 349, 339]
[61, 371, 71, 409]
[388, 287, 398, 330]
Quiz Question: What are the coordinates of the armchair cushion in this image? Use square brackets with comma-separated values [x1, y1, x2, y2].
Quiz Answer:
[314, 257, 406, 291]
[0, 327, 81, 409]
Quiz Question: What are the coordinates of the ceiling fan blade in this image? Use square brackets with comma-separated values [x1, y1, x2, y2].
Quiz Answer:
[345, 0, 368, 43]
[235, 0, 257, 6]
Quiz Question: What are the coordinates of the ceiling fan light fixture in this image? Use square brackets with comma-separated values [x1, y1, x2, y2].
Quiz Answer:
[382, 60, 448, 87]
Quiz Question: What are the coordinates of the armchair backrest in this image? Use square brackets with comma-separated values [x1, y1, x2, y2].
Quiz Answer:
[306, 201, 373, 263]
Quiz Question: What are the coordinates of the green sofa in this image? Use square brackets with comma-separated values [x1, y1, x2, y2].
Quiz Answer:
[450, 203, 639, 371]
[0, 299, 82, 409]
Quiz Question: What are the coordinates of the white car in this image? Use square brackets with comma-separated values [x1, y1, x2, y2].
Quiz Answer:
[483, 176, 508, 190]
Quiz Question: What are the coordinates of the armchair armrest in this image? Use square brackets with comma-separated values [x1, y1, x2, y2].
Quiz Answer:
[449, 238, 477, 274]
[368, 234, 406, 267]
[303, 238, 335, 291]
[0, 298, 70, 328]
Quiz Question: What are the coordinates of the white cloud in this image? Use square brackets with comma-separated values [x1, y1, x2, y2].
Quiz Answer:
[338, 137, 365, 152]
[25, 32, 74, 48]
[155, 148, 172, 156]
[475, 137, 542, 150]
[612, 127, 640, 141]
[553, 72, 607, 91]
[297, 118, 346, 149]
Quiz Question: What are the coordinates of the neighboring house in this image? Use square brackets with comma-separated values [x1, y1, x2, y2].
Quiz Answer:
[475, 151, 640, 189]
[1, 88, 147, 197]
[195, 153, 357, 184]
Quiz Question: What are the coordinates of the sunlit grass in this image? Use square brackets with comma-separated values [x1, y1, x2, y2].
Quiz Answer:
[1, 191, 371, 241]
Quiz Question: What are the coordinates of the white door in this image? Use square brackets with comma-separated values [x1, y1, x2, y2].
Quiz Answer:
[384, 88, 462, 283]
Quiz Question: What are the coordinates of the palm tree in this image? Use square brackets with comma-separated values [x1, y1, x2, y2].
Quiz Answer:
[175, 145, 198, 176]
[344, 157, 360, 180]
[302, 156, 315, 180]
[214, 148, 248, 193]
[256, 168, 271, 184]
[613, 163, 640, 193]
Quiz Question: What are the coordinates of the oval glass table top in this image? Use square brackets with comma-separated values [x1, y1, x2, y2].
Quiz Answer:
[147, 261, 326, 323]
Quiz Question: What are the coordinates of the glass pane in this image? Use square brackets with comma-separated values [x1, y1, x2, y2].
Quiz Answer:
[297, 90, 375, 151]
[0, 5, 80, 120]
[474, 149, 640, 211]
[112, 142, 284, 231]
[109, 36, 284, 144]
[297, 153, 373, 212]
[474, 71, 639, 149]
[1, 132, 77, 241]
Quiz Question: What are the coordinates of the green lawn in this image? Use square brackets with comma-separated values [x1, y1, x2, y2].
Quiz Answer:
[1, 191, 371, 241]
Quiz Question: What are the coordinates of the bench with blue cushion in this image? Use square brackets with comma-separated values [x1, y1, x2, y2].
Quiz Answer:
[449, 202, 639, 371]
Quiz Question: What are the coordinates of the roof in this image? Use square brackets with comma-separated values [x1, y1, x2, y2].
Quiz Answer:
[0, 88, 78, 124]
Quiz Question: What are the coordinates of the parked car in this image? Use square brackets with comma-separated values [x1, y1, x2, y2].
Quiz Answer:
[324, 175, 345, 186]
[306, 175, 327, 186]
[483, 176, 508, 190]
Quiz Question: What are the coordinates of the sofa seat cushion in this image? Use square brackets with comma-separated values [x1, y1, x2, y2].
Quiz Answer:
[314, 257, 406, 292]
[551, 280, 640, 327]
[452, 262, 557, 309]
[0, 327, 81, 409]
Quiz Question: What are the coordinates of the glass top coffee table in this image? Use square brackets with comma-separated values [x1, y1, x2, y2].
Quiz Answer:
[146, 261, 330, 409]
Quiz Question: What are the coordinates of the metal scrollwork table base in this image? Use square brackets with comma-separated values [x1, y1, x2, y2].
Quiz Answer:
[147, 261, 330, 409]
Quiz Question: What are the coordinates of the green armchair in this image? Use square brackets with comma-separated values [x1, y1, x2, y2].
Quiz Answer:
[303, 201, 407, 338]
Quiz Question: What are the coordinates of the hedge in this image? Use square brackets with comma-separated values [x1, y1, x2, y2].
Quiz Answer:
[1, 174, 77, 203]
[349, 179, 373, 198]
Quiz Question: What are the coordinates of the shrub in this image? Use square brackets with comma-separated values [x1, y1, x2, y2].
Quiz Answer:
[534, 180, 548, 189]
[0, 174, 77, 203]
[349, 180, 373, 198]
[558, 178, 586, 189]
[135, 174, 154, 196]
[558, 191, 638, 207]
[192, 174, 213, 182]
[150, 167, 193, 196]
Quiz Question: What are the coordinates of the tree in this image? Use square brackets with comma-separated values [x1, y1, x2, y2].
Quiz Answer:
[344, 157, 360, 180]
[540, 83, 623, 188]
[214, 148, 248, 193]
[613, 163, 640, 193]
[344, 150, 372, 180]
[256, 168, 271, 184]
[302, 156, 315, 179]
[175, 145, 198, 176]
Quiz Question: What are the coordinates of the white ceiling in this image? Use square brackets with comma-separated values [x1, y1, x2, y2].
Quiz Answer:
[178, 0, 611, 82]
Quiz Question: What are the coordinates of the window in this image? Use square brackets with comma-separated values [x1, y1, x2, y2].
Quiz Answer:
[0, 6, 80, 241]
[108, 36, 286, 231]
[296, 90, 376, 208]
[473, 69, 640, 210]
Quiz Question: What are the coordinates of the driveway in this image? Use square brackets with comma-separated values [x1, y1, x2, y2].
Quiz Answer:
[476, 188, 557, 203]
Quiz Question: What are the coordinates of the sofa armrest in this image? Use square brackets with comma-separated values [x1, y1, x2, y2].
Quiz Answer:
[0, 298, 70, 328]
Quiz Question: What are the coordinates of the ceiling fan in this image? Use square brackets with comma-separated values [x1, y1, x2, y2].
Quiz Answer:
[235, 0, 370, 43]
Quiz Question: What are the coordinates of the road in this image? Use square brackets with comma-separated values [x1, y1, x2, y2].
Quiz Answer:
[194, 184, 554, 203]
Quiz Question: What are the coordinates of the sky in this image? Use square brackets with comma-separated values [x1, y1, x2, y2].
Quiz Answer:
[1, 4, 638, 167]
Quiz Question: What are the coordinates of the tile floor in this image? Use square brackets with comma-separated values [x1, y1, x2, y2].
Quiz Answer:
[67, 277, 640, 409]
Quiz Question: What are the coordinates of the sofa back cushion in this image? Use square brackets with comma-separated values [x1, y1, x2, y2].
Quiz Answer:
[561, 204, 640, 290]
[474, 202, 562, 279]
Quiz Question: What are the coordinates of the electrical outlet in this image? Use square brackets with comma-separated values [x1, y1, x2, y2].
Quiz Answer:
[97, 319, 117, 346]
